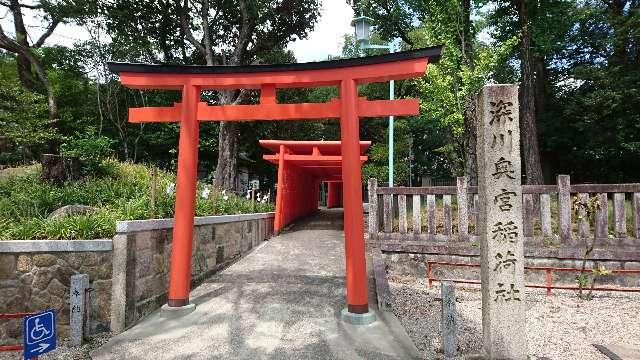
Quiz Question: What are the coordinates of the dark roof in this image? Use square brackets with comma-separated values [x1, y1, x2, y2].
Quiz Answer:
[106, 46, 443, 75]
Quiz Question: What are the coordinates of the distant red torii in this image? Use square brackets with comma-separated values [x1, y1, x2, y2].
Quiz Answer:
[107, 46, 442, 318]
[260, 140, 371, 231]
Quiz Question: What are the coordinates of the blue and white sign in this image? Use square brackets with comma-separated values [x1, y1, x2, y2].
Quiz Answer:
[23, 309, 56, 359]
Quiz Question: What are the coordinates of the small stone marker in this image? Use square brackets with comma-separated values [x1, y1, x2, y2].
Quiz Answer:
[476, 84, 527, 359]
[70, 274, 89, 346]
[441, 282, 457, 359]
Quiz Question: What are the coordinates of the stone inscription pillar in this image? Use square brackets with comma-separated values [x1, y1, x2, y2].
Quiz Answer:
[476, 84, 527, 359]
[70, 273, 89, 346]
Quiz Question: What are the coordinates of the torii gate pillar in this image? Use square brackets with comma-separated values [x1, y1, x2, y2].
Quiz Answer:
[326, 182, 343, 208]
[167, 84, 200, 307]
[339, 79, 370, 316]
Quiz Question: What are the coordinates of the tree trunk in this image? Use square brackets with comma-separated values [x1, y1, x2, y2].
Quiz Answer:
[518, 0, 544, 185]
[9, 0, 36, 90]
[534, 55, 546, 116]
[463, 94, 478, 185]
[459, 0, 473, 64]
[212, 0, 254, 191]
[0, 1, 58, 120]
[609, 0, 628, 66]
[460, 0, 477, 184]
[214, 120, 240, 190]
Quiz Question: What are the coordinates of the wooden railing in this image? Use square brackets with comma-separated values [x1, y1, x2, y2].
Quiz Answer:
[367, 176, 640, 246]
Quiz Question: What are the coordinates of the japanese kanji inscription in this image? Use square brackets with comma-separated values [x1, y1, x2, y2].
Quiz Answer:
[477, 84, 526, 359]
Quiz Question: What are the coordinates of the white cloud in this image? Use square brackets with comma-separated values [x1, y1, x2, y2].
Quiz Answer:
[287, 0, 354, 62]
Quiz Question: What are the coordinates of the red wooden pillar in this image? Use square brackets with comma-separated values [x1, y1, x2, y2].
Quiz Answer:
[167, 84, 200, 307]
[339, 79, 369, 314]
[327, 182, 343, 208]
[327, 182, 336, 208]
[274, 145, 286, 232]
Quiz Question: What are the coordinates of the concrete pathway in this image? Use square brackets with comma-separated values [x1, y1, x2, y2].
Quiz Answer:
[92, 209, 420, 360]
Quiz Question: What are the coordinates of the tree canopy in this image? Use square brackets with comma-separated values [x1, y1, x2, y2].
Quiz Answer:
[0, 0, 638, 186]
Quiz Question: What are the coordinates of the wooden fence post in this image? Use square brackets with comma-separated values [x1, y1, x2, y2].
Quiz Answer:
[557, 175, 573, 244]
[412, 195, 422, 234]
[539, 194, 552, 240]
[633, 193, 640, 243]
[368, 178, 378, 240]
[473, 194, 479, 235]
[595, 193, 609, 245]
[613, 193, 627, 240]
[443, 195, 452, 236]
[457, 177, 469, 241]
[578, 193, 590, 240]
[523, 194, 534, 239]
[383, 194, 392, 233]
[398, 194, 407, 234]
[427, 194, 436, 239]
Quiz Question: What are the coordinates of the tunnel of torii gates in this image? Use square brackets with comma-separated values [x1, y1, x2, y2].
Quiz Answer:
[107, 45, 442, 316]
[259, 140, 371, 230]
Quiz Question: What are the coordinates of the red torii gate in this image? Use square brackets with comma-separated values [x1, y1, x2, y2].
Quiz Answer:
[326, 182, 343, 209]
[259, 140, 371, 231]
[107, 46, 441, 318]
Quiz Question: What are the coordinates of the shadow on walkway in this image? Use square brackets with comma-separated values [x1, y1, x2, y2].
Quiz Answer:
[287, 207, 344, 231]
[91, 209, 420, 360]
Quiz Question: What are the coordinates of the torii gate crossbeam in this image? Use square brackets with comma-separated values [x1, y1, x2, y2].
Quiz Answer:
[107, 46, 441, 319]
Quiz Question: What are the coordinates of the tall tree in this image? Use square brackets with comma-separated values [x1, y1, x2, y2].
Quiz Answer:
[537, 0, 640, 182]
[102, 0, 321, 190]
[485, 0, 575, 184]
[0, 0, 92, 119]
[516, 0, 544, 185]
[354, 0, 506, 183]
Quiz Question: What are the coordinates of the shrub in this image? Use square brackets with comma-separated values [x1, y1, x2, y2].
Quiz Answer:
[60, 128, 114, 176]
[0, 160, 274, 240]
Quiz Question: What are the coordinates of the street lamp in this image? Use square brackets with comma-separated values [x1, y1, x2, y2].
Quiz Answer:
[351, 15, 373, 45]
[351, 15, 396, 187]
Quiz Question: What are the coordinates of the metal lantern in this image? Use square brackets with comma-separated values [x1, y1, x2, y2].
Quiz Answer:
[351, 15, 374, 44]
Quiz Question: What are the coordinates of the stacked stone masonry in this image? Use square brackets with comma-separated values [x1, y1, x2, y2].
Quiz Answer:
[113, 215, 274, 332]
[0, 251, 112, 345]
[0, 212, 275, 345]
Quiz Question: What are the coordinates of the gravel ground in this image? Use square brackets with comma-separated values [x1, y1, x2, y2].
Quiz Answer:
[388, 274, 640, 360]
[0, 332, 111, 360]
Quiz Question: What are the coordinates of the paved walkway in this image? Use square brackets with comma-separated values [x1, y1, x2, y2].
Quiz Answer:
[92, 209, 420, 359]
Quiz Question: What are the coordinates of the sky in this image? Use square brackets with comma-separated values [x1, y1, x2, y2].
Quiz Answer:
[286, 0, 354, 62]
[1, 0, 354, 63]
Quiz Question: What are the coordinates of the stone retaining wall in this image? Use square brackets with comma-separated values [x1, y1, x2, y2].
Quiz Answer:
[0, 212, 275, 345]
[0, 240, 113, 345]
[111, 213, 274, 332]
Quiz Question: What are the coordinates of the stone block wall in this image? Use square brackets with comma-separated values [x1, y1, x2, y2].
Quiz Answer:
[0, 212, 275, 345]
[0, 240, 113, 346]
[111, 213, 274, 332]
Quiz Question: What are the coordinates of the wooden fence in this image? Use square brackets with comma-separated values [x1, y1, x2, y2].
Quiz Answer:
[367, 175, 640, 246]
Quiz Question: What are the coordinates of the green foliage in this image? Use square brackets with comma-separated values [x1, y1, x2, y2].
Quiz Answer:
[361, 119, 413, 185]
[60, 128, 114, 175]
[483, 0, 640, 182]
[0, 160, 273, 240]
[2, 0, 639, 203]
[0, 56, 57, 159]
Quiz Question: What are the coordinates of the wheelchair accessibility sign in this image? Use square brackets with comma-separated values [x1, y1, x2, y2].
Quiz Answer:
[23, 309, 56, 359]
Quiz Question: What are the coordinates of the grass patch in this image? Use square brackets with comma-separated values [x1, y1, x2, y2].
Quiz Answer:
[0, 159, 273, 240]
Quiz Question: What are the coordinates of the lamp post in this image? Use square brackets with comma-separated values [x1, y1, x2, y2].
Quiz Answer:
[351, 15, 396, 187]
